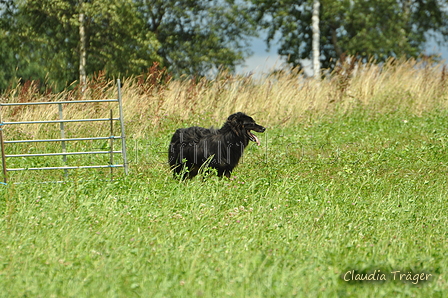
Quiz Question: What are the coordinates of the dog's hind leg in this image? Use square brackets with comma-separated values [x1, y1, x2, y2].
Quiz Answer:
[217, 168, 232, 178]
[187, 165, 200, 179]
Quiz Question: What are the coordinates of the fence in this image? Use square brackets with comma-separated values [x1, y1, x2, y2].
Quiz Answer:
[0, 79, 128, 184]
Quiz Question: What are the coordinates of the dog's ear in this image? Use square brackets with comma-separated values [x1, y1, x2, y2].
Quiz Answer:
[231, 119, 241, 136]
[227, 114, 242, 136]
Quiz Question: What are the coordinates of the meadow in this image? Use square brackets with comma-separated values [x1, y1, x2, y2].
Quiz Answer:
[0, 58, 447, 297]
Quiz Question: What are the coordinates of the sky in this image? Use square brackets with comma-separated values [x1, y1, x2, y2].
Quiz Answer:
[237, 35, 448, 77]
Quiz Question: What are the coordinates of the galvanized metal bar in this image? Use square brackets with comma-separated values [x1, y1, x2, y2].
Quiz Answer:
[7, 164, 124, 171]
[4, 136, 121, 144]
[117, 79, 128, 175]
[3, 118, 120, 125]
[0, 113, 7, 184]
[6, 151, 122, 158]
[58, 103, 68, 178]
[109, 109, 114, 181]
[0, 99, 118, 106]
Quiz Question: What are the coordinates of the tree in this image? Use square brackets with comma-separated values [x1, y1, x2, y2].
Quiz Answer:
[0, 1, 33, 90]
[135, 0, 258, 76]
[79, 0, 86, 92]
[80, 0, 162, 77]
[251, 0, 448, 71]
[1, 0, 259, 89]
[1, 0, 162, 91]
[312, 0, 320, 79]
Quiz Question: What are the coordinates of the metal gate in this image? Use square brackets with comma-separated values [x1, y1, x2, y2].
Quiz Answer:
[0, 79, 128, 184]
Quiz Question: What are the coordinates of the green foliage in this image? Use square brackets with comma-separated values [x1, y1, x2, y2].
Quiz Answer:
[80, 0, 162, 77]
[136, 0, 258, 76]
[0, 0, 258, 90]
[1, 112, 447, 296]
[0, 0, 162, 91]
[252, 0, 448, 71]
[1, 0, 448, 91]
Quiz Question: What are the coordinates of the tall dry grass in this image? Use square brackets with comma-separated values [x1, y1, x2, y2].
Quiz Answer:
[1, 58, 447, 139]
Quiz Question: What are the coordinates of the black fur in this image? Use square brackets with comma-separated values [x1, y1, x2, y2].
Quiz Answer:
[168, 112, 266, 179]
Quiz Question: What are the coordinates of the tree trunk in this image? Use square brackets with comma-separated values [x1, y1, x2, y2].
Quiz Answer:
[79, 0, 87, 94]
[312, 0, 320, 79]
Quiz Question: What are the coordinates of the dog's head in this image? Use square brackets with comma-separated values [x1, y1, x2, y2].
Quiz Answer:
[227, 112, 266, 145]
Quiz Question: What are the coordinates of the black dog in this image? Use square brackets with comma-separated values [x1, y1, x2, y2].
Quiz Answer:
[168, 112, 266, 179]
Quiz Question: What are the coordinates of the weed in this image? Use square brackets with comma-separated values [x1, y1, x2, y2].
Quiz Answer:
[0, 59, 447, 297]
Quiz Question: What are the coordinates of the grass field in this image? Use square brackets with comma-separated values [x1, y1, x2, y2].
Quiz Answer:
[0, 59, 448, 297]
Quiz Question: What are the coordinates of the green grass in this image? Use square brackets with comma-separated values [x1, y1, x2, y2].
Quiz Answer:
[1, 110, 447, 297]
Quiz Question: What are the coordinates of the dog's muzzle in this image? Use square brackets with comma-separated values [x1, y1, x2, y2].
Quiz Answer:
[248, 125, 265, 146]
